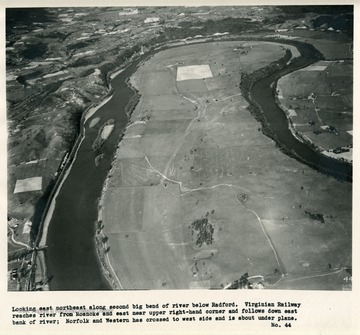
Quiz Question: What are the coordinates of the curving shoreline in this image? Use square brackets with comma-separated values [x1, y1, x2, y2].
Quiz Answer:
[275, 74, 353, 165]
[241, 39, 352, 182]
[93, 78, 141, 290]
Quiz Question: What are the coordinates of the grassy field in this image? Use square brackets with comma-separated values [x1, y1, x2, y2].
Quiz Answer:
[100, 40, 351, 290]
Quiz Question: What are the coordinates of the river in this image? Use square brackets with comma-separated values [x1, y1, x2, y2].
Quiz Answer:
[44, 39, 352, 290]
[45, 52, 149, 290]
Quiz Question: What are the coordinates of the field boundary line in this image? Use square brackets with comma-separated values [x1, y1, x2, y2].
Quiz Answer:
[235, 196, 286, 276]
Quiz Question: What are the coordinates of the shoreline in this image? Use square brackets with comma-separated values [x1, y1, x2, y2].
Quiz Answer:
[275, 78, 353, 165]
[95, 156, 122, 289]
[84, 94, 114, 124]
[38, 132, 86, 248]
[33, 130, 86, 289]
[93, 73, 142, 291]
[109, 68, 125, 80]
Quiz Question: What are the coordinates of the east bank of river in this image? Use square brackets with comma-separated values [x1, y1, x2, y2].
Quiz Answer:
[43, 38, 352, 290]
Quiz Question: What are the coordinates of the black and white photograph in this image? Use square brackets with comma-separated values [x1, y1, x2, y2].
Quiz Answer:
[2, 2, 358, 334]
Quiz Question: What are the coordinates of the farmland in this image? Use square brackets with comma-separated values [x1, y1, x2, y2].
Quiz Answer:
[99, 41, 352, 290]
[277, 60, 353, 162]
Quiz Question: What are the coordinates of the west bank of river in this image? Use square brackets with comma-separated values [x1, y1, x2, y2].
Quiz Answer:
[41, 37, 352, 290]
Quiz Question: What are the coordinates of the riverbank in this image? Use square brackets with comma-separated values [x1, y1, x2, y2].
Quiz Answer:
[84, 94, 113, 124]
[95, 163, 122, 289]
[276, 94, 353, 164]
[275, 60, 353, 165]
[33, 130, 86, 290]
[93, 66, 144, 290]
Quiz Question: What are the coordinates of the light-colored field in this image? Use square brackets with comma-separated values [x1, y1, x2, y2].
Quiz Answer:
[43, 70, 68, 78]
[8, 158, 62, 217]
[176, 64, 213, 81]
[14, 177, 42, 194]
[101, 41, 351, 290]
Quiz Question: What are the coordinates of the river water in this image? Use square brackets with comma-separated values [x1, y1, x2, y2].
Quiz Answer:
[45, 53, 148, 290]
[45, 40, 352, 290]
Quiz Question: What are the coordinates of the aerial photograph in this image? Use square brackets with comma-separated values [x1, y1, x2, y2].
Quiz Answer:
[6, 5, 353, 291]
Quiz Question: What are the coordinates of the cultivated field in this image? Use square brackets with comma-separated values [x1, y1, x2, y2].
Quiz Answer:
[277, 60, 353, 161]
[14, 177, 42, 193]
[99, 41, 352, 290]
